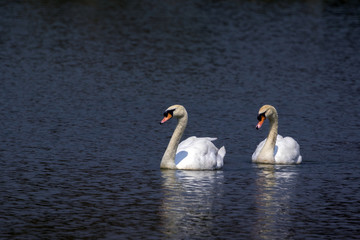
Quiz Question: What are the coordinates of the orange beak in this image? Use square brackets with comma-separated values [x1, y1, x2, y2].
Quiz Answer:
[160, 113, 173, 124]
[256, 115, 266, 130]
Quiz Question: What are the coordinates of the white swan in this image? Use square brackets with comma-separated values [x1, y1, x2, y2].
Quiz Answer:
[252, 105, 302, 164]
[160, 105, 226, 170]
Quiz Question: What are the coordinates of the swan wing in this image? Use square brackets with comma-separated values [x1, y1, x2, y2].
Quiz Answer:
[175, 137, 224, 170]
[178, 136, 217, 150]
[274, 135, 302, 164]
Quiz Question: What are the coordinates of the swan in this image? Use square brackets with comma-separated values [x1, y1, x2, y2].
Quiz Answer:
[160, 105, 226, 170]
[252, 105, 302, 164]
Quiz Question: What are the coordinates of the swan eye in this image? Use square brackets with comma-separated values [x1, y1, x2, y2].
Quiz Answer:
[257, 112, 266, 121]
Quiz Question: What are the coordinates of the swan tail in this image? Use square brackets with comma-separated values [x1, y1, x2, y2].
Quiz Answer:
[217, 146, 226, 169]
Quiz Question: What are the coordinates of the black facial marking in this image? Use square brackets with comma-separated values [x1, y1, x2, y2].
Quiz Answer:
[257, 112, 266, 121]
[163, 109, 175, 117]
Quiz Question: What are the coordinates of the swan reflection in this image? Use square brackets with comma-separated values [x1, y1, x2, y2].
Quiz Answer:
[252, 164, 299, 240]
[160, 170, 224, 238]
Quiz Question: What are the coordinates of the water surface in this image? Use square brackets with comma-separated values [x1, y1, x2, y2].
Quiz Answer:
[1, 0, 360, 239]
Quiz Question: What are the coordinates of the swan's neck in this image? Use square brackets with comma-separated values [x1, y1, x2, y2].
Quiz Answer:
[160, 115, 188, 169]
[257, 115, 278, 164]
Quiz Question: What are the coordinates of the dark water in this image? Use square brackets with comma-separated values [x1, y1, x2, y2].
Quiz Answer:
[1, 0, 360, 239]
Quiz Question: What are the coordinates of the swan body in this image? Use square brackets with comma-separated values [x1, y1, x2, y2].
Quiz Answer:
[252, 105, 302, 165]
[160, 105, 225, 170]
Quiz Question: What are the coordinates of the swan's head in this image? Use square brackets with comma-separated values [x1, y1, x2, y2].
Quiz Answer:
[160, 105, 187, 124]
[256, 105, 277, 129]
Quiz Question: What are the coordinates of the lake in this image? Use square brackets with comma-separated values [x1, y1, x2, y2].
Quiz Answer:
[1, 0, 360, 239]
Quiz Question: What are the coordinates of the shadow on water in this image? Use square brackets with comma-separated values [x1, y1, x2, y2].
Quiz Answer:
[159, 170, 224, 239]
